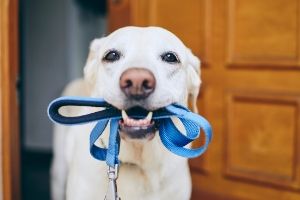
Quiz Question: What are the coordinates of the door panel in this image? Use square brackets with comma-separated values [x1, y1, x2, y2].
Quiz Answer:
[108, 0, 300, 199]
[228, 0, 300, 67]
[225, 92, 300, 190]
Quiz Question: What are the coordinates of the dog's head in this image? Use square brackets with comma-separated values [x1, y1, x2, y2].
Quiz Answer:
[84, 26, 201, 141]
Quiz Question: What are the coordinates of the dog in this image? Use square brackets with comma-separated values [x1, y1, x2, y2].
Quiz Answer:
[51, 26, 201, 200]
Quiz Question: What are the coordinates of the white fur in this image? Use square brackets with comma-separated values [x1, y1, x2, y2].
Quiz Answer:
[51, 26, 201, 200]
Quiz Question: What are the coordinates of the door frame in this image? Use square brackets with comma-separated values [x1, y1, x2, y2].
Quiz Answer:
[0, 0, 20, 200]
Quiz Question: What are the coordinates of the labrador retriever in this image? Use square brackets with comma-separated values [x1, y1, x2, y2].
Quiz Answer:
[51, 26, 201, 200]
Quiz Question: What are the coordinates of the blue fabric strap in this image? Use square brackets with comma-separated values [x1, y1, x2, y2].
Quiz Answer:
[48, 96, 213, 167]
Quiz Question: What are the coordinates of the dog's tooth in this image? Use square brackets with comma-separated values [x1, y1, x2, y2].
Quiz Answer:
[142, 119, 149, 126]
[140, 119, 145, 125]
[132, 120, 138, 126]
[122, 110, 129, 120]
[145, 119, 150, 125]
[124, 118, 129, 125]
[125, 118, 133, 126]
[129, 119, 135, 126]
[145, 112, 153, 121]
[135, 120, 140, 126]
[140, 119, 146, 126]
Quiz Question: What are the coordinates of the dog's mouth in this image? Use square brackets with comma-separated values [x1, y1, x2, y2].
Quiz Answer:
[118, 107, 157, 141]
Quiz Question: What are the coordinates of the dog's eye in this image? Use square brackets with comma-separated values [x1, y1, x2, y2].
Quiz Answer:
[103, 50, 121, 62]
[161, 52, 180, 64]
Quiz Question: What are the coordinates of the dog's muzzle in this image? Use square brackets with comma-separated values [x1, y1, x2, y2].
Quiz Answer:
[119, 68, 157, 140]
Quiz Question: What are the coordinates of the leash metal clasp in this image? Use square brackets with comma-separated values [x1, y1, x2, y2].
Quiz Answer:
[104, 164, 121, 200]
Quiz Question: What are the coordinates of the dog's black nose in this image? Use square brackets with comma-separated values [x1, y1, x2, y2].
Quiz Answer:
[120, 68, 156, 100]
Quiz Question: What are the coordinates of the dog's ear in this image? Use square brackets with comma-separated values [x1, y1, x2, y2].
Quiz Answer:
[84, 38, 106, 88]
[186, 48, 201, 113]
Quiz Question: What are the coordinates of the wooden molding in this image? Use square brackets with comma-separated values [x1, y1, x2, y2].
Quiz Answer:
[0, 0, 20, 200]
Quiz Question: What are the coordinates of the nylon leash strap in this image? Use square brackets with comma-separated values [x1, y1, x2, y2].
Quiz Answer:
[48, 96, 212, 167]
[47, 96, 213, 199]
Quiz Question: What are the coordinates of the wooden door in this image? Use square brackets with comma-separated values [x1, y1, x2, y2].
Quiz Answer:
[0, 0, 20, 200]
[108, 0, 300, 199]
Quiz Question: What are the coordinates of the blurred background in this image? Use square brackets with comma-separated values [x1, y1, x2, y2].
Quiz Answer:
[20, 0, 107, 199]
[1, 0, 300, 199]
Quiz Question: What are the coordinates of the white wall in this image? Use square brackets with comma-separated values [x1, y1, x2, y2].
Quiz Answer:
[22, 0, 106, 151]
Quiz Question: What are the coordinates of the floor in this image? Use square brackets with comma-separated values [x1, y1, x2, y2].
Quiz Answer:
[22, 150, 52, 200]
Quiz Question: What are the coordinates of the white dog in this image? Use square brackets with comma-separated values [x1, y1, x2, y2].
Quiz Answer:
[51, 26, 201, 200]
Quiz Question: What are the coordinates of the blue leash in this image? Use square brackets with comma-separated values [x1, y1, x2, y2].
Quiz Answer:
[47, 96, 212, 167]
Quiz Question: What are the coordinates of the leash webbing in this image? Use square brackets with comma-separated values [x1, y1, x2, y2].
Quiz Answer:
[47, 96, 212, 167]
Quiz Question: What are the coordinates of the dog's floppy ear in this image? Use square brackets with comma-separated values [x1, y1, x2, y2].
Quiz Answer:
[186, 49, 201, 113]
[84, 37, 106, 87]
